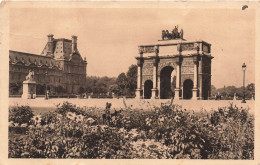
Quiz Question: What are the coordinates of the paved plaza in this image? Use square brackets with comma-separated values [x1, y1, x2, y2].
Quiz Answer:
[9, 98, 255, 113]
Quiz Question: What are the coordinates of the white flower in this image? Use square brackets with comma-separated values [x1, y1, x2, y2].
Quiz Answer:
[99, 125, 108, 132]
[86, 117, 95, 125]
[49, 123, 55, 129]
[21, 123, 28, 127]
[90, 126, 98, 133]
[159, 116, 165, 123]
[76, 114, 84, 122]
[14, 123, 19, 127]
[66, 112, 76, 120]
[145, 118, 152, 126]
[119, 128, 126, 133]
[57, 114, 63, 120]
[9, 121, 14, 127]
[32, 115, 42, 124]
[129, 129, 138, 138]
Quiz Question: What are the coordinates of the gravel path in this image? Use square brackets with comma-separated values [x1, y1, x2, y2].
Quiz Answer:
[9, 98, 255, 114]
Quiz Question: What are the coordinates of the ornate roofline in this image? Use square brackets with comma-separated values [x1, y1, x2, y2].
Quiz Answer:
[10, 50, 53, 58]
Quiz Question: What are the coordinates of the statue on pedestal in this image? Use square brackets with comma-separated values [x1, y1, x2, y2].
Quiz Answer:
[233, 93, 237, 100]
[22, 70, 36, 99]
[26, 70, 35, 81]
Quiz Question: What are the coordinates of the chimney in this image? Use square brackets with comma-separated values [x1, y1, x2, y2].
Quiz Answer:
[47, 34, 54, 56]
[71, 35, 78, 53]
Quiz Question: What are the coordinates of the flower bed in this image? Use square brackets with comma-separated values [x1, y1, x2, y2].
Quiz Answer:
[8, 102, 254, 159]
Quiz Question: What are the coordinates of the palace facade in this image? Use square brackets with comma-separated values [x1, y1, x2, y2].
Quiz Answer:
[9, 35, 87, 95]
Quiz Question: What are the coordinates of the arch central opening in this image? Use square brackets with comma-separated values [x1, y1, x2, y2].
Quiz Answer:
[160, 66, 176, 99]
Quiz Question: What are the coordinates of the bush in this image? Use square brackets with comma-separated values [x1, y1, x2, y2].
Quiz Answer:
[55, 101, 86, 116]
[9, 105, 34, 125]
[8, 102, 254, 159]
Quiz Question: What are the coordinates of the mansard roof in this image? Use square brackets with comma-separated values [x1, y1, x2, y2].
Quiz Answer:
[9, 50, 62, 70]
[40, 38, 76, 60]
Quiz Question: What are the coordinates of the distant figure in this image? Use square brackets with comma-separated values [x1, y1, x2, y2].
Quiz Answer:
[112, 92, 115, 99]
[45, 90, 49, 100]
[216, 91, 221, 100]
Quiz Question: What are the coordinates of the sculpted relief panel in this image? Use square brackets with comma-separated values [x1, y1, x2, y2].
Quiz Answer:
[142, 75, 153, 86]
[181, 43, 195, 51]
[182, 59, 194, 66]
[181, 66, 194, 74]
[139, 46, 155, 53]
[142, 62, 153, 75]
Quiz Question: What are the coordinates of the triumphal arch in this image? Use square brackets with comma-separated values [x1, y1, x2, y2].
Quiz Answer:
[135, 27, 213, 100]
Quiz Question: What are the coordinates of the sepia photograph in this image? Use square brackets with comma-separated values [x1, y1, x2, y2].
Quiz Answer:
[1, 1, 260, 164]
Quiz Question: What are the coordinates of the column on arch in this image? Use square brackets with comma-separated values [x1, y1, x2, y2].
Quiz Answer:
[174, 44, 182, 100]
[135, 58, 143, 99]
[174, 59, 181, 100]
[151, 45, 159, 99]
[192, 55, 199, 100]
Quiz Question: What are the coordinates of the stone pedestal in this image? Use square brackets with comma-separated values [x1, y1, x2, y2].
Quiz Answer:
[135, 89, 143, 99]
[174, 88, 181, 100]
[22, 80, 36, 99]
[192, 89, 199, 100]
[233, 93, 237, 100]
[151, 89, 158, 99]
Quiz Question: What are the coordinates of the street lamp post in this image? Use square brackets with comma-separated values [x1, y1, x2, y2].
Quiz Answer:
[241, 63, 246, 103]
[45, 71, 48, 100]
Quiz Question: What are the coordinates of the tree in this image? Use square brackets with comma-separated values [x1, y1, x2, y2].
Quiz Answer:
[126, 64, 137, 96]
[116, 73, 128, 96]
[55, 85, 65, 95]
[85, 76, 116, 97]
[78, 87, 85, 95]
[211, 85, 217, 97]
[36, 84, 45, 95]
[247, 83, 255, 98]
[9, 82, 22, 95]
[225, 86, 237, 97]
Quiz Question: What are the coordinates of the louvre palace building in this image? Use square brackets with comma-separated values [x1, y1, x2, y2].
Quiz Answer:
[9, 34, 87, 95]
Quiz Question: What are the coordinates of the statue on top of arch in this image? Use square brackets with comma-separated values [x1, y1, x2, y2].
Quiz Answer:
[161, 25, 184, 40]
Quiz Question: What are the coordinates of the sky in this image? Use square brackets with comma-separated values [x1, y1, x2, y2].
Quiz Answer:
[9, 7, 255, 88]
